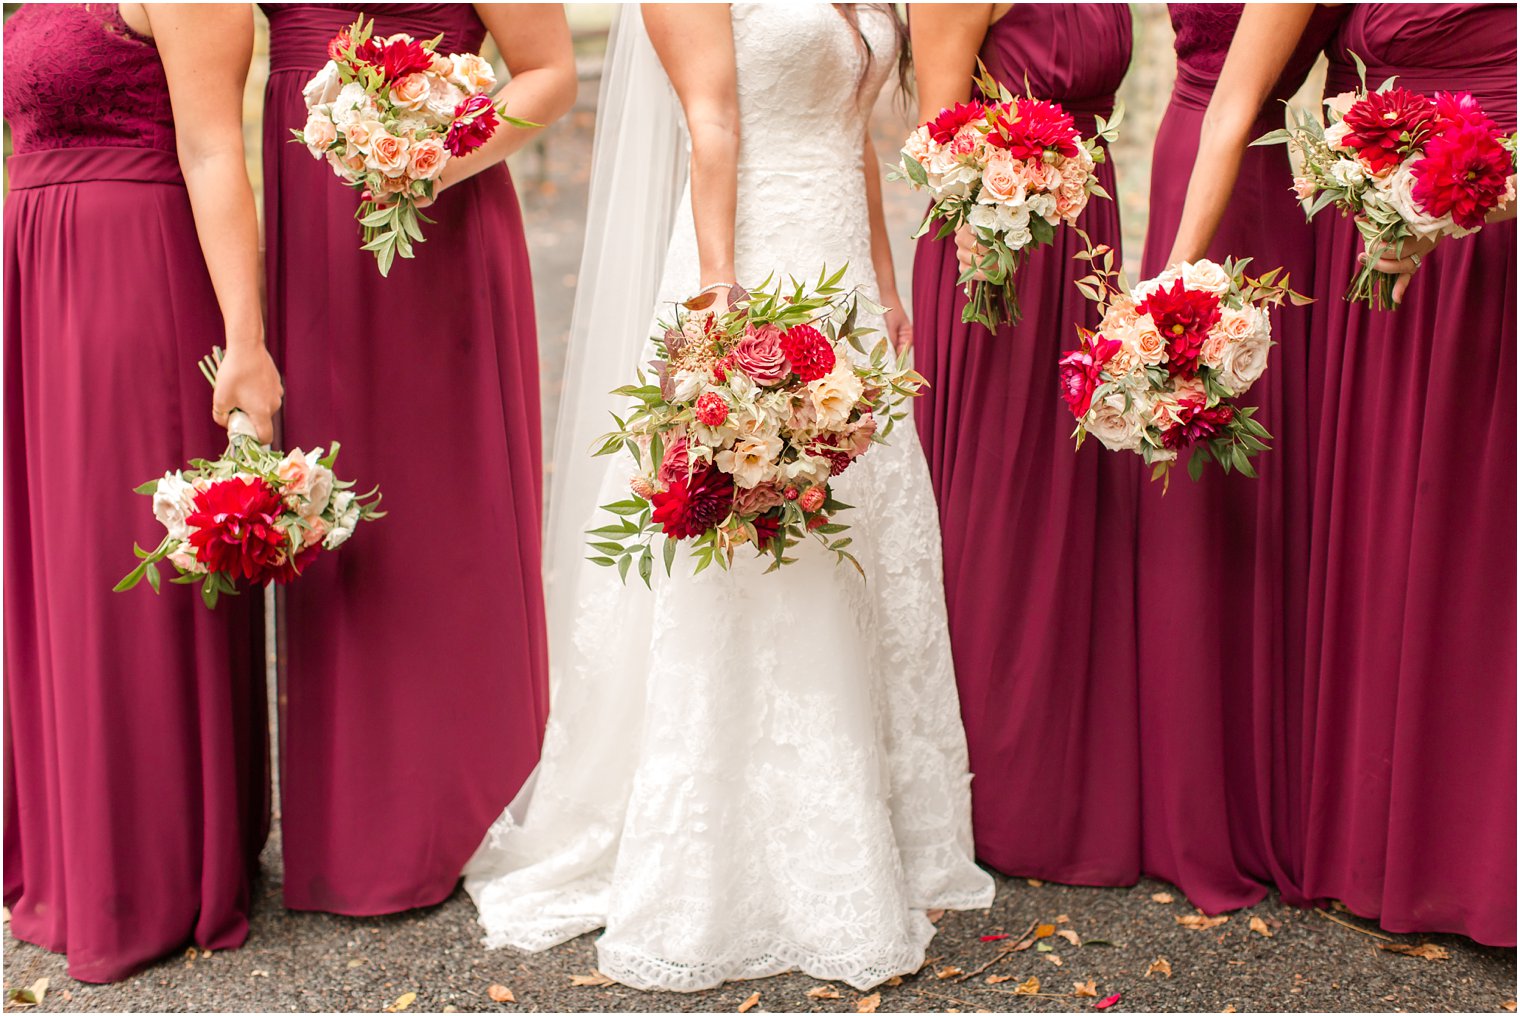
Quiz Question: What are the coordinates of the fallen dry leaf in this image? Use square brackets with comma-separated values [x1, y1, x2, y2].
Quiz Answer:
[1176, 913, 1229, 930]
[348, 958, 366, 969]
[569, 972, 616, 987]
[937, 967, 964, 979]
[6, 978, 48, 1008]
[1034, 923, 1056, 939]
[1151, 892, 1174, 904]
[737, 991, 761, 1012]
[1057, 929, 1082, 947]
[986, 974, 1016, 985]
[807, 986, 842, 1000]
[1044, 955, 1064, 967]
[1096, 993, 1121, 1010]
[883, 977, 903, 987]
[1073, 980, 1098, 998]
[385, 992, 416, 1013]
[1248, 917, 1272, 939]
[1379, 942, 1450, 961]
[1146, 957, 1172, 979]
[1013, 977, 1040, 996]
[1221, 1007, 1238, 1013]
[856, 992, 882, 1013]
[1055, 914, 1071, 924]
[1026, 878, 1045, 887]
[1502, 1001, 1516, 1013]
[487, 984, 515, 1004]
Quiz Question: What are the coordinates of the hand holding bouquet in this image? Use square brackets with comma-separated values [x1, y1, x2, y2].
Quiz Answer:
[893, 62, 1121, 329]
[117, 349, 384, 608]
[1060, 241, 1308, 487]
[589, 268, 926, 583]
[294, 16, 539, 275]
[1255, 54, 1517, 309]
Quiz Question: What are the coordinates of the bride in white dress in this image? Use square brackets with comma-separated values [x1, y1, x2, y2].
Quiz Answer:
[465, 3, 994, 992]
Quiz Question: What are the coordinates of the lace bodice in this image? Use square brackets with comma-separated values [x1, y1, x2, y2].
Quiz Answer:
[1168, 3, 1344, 111]
[3, 4, 175, 155]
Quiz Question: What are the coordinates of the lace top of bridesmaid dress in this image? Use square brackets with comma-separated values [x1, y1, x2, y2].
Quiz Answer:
[1167, 3, 1345, 109]
[3, 4, 175, 155]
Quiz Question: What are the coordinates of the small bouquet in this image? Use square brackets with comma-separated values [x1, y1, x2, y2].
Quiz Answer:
[116, 349, 384, 608]
[1256, 54, 1517, 309]
[1060, 241, 1307, 487]
[294, 16, 538, 275]
[893, 63, 1121, 328]
[589, 267, 926, 583]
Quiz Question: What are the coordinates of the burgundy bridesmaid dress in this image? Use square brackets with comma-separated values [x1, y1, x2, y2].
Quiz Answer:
[911, 5, 1139, 886]
[1134, 4, 1343, 914]
[1302, 3, 1516, 946]
[262, 4, 549, 914]
[3, 3, 267, 982]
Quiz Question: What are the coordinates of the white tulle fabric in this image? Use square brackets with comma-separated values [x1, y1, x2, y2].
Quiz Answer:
[464, 4, 994, 992]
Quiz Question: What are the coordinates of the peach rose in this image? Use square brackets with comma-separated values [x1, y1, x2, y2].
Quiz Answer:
[389, 72, 431, 112]
[902, 124, 936, 166]
[1132, 315, 1169, 366]
[302, 112, 337, 157]
[1218, 306, 1261, 344]
[302, 517, 329, 549]
[979, 151, 1024, 205]
[168, 541, 207, 575]
[408, 138, 449, 181]
[342, 118, 383, 154]
[1199, 334, 1229, 370]
[448, 52, 497, 94]
[1105, 344, 1142, 378]
[1085, 392, 1144, 452]
[429, 53, 455, 78]
[1292, 174, 1318, 201]
[368, 131, 411, 178]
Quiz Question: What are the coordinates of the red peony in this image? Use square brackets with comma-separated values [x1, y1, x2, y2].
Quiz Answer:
[926, 100, 985, 144]
[650, 463, 734, 540]
[185, 477, 291, 583]
[1137, 280, 1222, 380]
[1161, 400, 1235, 450]
[354, 34, 434, 81]
[985, 98, 1080, 160]
[1412, 120, 1513, 229]
[779, 324, 836, 382]
[1057, 336, 1120, 418]
[694, 392, 728, 427]
[445, 95, 499, 157]
[1340, 87, 1438, 173]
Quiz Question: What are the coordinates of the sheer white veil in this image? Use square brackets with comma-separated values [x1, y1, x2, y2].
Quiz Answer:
[543, 7, 684, 651]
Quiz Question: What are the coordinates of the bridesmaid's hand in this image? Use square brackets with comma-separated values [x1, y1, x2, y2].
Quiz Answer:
[213, 341, 283, 444]
[955, 224, 989, 282]
[883, 299, 913, 354]
[1361, 232, 1439, 306]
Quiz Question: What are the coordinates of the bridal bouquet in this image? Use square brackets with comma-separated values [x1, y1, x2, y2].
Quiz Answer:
[1060, 241, 1307, 487]
[894, 63, 1121, 328]
[116, 349, 384, 608]
[294, 16, 537, 275]
[589, 268, 926, 583]
[1255, 55, 1517, 309]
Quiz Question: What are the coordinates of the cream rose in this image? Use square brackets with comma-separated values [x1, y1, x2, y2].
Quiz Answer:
[807, 363, 865, 429]
[1179, 259, 1232, 295]
[168, 541, 206, 575]
[152, 471, 199, 542]
[342, 118, 383, 154]
[368, 131, 412, 179]
[715, 434, 782, 489]
[303, 112, 337, 157]
[902, 124, 936, 167]
[425, 78, 467, 123]
[1217, 330, 1272, 395]
[325, 492, 360, 549]
[1084, 392, 1144, 452]
[1375, 162, 1462, 240]
[276, 448, 335, 518]
[1322, 118, 1351, 151]
[408, 138, 449, 181]
[389, 72, 432, 112]
[448, 52, 497, 93]
[302, 60, 342, 109]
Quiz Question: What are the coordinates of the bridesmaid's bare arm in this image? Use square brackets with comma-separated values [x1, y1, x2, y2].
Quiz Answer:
[861, 131, 911, 351]
[144, 2, 281, 443]
[644, 3, 740, 311]
[435, 5, 576, 193]
[1165, 4, 1317, 266]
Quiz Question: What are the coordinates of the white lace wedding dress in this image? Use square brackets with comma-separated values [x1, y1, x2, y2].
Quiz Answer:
[464, 4, 993, 992]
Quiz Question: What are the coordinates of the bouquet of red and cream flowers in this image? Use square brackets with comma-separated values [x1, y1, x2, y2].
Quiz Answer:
[589, 268, 925, 583]
[894, 63, 1121, 328]
[117, 349, 384, 608]
[1060, 242, 1306, 486]
[1256, 55, 1517, 309]
[294, 16, 537, 275]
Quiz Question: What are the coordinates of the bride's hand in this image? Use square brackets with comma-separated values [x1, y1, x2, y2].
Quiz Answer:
[883, 300, 913, 354]
[955, 224, 989, 282]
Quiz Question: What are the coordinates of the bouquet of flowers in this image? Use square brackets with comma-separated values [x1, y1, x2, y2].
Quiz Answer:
[589, 267, 925, 583]
[116, 349, 384, 608]
[1255, 54, 1517, 309]
[294, 16, 538, 275]
[1059, 241, 1307, 487]
[893, 62, 1121, 328]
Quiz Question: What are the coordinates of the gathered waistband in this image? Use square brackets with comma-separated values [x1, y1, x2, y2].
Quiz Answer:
[6, 146, 183, 190]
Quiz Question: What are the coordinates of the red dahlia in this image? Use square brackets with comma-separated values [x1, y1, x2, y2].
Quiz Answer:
[445, 95, 499, 157]
[1137, 279, 1222, 380]
[185, 477, 290, 583]
[354, 35, 434, 81]
[650, 464, 734, 540]
[985, 98, 1080, 160]
[779, 324, 836, 382]
[752, 511, 782, 552]
[926, 100, 985, 144]
[1412, 121, 1513, 229]
[1434, 90, 1496, 131]
[1161, 401, 1235, 451]
[268, 544, 322, 585]
[1340, 87, 1438, 173]
[808, 438, 854, 476]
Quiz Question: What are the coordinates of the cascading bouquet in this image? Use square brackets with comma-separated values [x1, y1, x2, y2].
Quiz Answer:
[294, 16, 538, 275]
[116, 349, 384, 608]
[893, 62, 1121, 328]
[589, 267, 925, 583]
[1060, 239, 1307, 487]
[1255, 54, 1517, 309]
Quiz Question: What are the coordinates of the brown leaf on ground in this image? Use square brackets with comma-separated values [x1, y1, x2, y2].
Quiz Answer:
[1013, 977, 1041, 996]
[1501, 1000, 1516, 1012]
[1177, 913, 1229, 930]
[1055, 914, 1071, 924]
[569, 972, 616, 987]
[1249, 916, 1273, 938]
[487, 984, 515, 1004]
[6, 978, 49, 1008]
[807, 986, 842, 1000]
[738, 991, 761, 1012]
[385, 992, 416, 1013]
[1379, 942, 1450, 961]
[1151, 892, 1174, 904]
[937, 967, 965, 979]
[1044, 955, 1064, 967]
[1222, 1006, 1238, 1013]
[856, 992, 882, 1013]
[1057, 929, 1082, 947]
[883, 977, 903, 987]
[1146, 957, 1173, 979]
[1035, 923, 1056, 939]
[1073, 980, 1098, 998]
[986, 974, 1016, 985]
[1026, 878, 1045, 887]
[348, 959, 366, 969]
